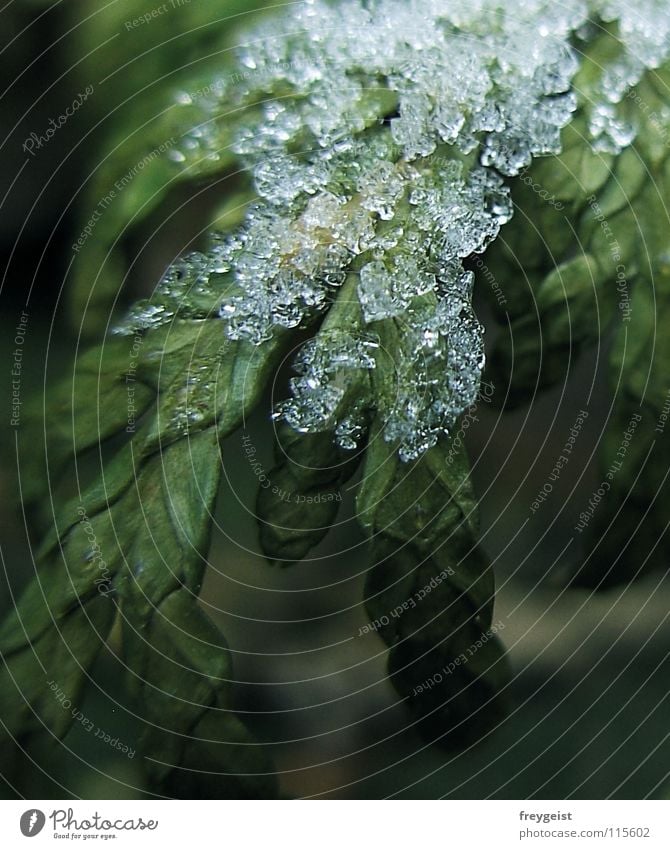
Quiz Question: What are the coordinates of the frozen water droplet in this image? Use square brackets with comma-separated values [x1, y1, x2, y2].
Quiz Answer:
[118, 0, 670, 459]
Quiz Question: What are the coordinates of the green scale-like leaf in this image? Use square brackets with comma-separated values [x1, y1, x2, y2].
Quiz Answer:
[357, 427, 510, 745]
[1, 312, 286, 797]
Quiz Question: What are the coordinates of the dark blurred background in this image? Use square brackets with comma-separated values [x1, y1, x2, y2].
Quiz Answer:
[1, 0, 670, 800]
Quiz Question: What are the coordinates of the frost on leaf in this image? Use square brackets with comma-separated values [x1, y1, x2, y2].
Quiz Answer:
[116, 0, 670, 460]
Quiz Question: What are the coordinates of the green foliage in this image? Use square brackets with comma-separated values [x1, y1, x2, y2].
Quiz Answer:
[256, 426, 360, 563]
[485, 37, 670, 396]
[5, 7, 670, 800]
[358, 429, 510, 745]
[2, 312, 285, 797]
[65, 0, 274, 338]
[481, 33, 670, 591]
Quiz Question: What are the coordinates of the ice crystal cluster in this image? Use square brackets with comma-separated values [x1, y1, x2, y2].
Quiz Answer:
[119, 0, 670, 460]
